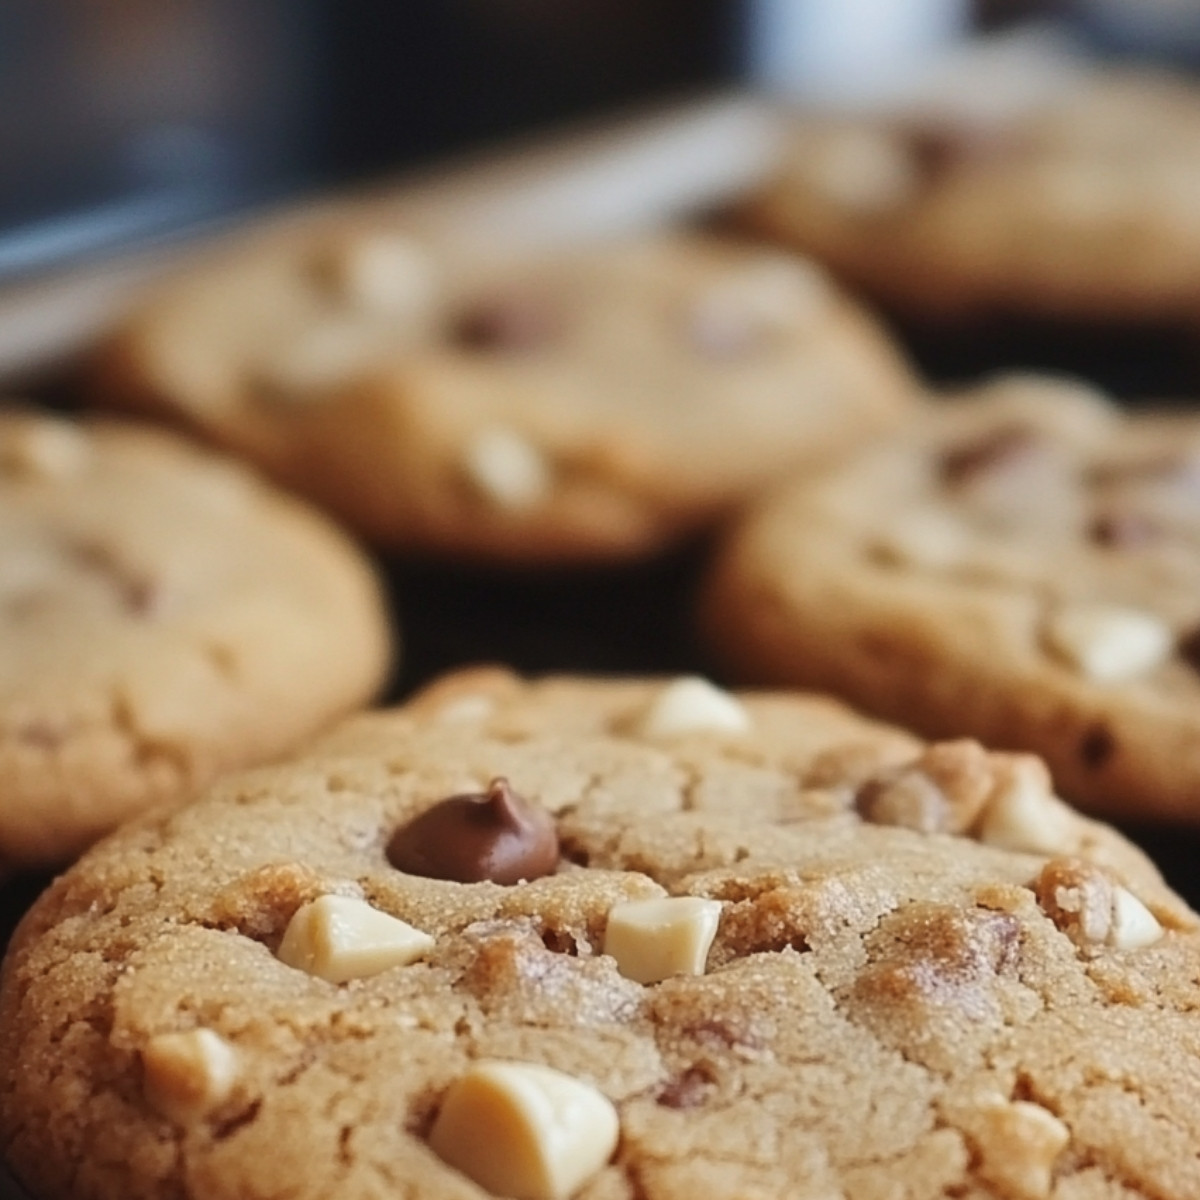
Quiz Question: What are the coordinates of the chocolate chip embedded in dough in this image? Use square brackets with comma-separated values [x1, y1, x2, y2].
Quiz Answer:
[938, 425, 1042, 487]
[387, 777, 559, 884]
[451, 291, 562, 352]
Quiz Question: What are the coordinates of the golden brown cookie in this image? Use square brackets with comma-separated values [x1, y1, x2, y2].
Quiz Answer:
[701, 373, 1200, 825]
[2, 668, 1196, 1199]
[0, 407, 392, 870]
[90, 227, 920, 563]
[744, 70, 1200, 323]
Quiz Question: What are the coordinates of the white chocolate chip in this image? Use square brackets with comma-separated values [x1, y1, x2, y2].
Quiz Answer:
[971, 1094, 1070, 1200]
[0, 418, 89, 479]
[321, 233, 435, 316]
[461, 427, 551, 511]
[429, 1060, 619, 1200]
[142, 1029, 238, 1123]
[871, 509, 968, 570]
[1034, 858, 1164, 953]
[434, 694, 497, 724]
[1043, 604, 1171, 682]
[603, 896, 723, 985]
[276, 894, 434, 983]
[639, 677, 751, 738]
[803, 127, 920, 215]
[1109, 885, 1164, 951]
[976, 757, 1074, 856]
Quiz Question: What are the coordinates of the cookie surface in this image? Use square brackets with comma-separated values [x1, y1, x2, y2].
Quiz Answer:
[91, 227, 919, 563]
[701, 373, 1200, 825]
[0, 408, 391, 869]
[744, 70, 1200, 323]
[2, 667, 1197, 1199]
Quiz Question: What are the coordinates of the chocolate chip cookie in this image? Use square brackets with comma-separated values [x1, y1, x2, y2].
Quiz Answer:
[744, 70, 1200, 325]
[3, 667, 1197, 1199]
[90, 226, 920, 563]
[701, 372, 1200, 825]
[0, 407, 391, 870]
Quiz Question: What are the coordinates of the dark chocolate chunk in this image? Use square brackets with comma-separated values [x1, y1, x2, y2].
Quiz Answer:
[387, 777, 559, 885]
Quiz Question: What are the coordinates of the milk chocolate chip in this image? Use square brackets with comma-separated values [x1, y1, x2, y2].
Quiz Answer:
[387, 778, 559, 884]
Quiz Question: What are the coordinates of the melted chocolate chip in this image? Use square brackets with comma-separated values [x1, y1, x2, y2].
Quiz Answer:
[1088, 510, 1160, 549]
[451, 292, 562, 352]
[387, 778, 559, 885]
[938, 424, 1041, 487]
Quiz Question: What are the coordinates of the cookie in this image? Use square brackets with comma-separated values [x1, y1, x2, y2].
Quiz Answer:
[700, 372, 1200, 825]
[3, 666, 1197, 1200]
[0, 407, 392, 870]
[90, 226, 920, 563]
[743, 70, 1200, 324]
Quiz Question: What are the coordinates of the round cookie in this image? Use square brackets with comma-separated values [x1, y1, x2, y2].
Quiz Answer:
[0, 407, 392, 870]
[2, 667, 1197, 1200]
[743, 69, 1200, 324]
[701, 372, 1200, 825]
[90, 226, 921, 563]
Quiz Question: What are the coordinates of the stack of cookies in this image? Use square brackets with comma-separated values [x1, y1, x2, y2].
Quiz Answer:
[5, 61, 1200, 1200]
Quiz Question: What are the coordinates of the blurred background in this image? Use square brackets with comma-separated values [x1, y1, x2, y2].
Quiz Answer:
[9, 0, 1200, 287]
[7, 0, 1200, 392]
